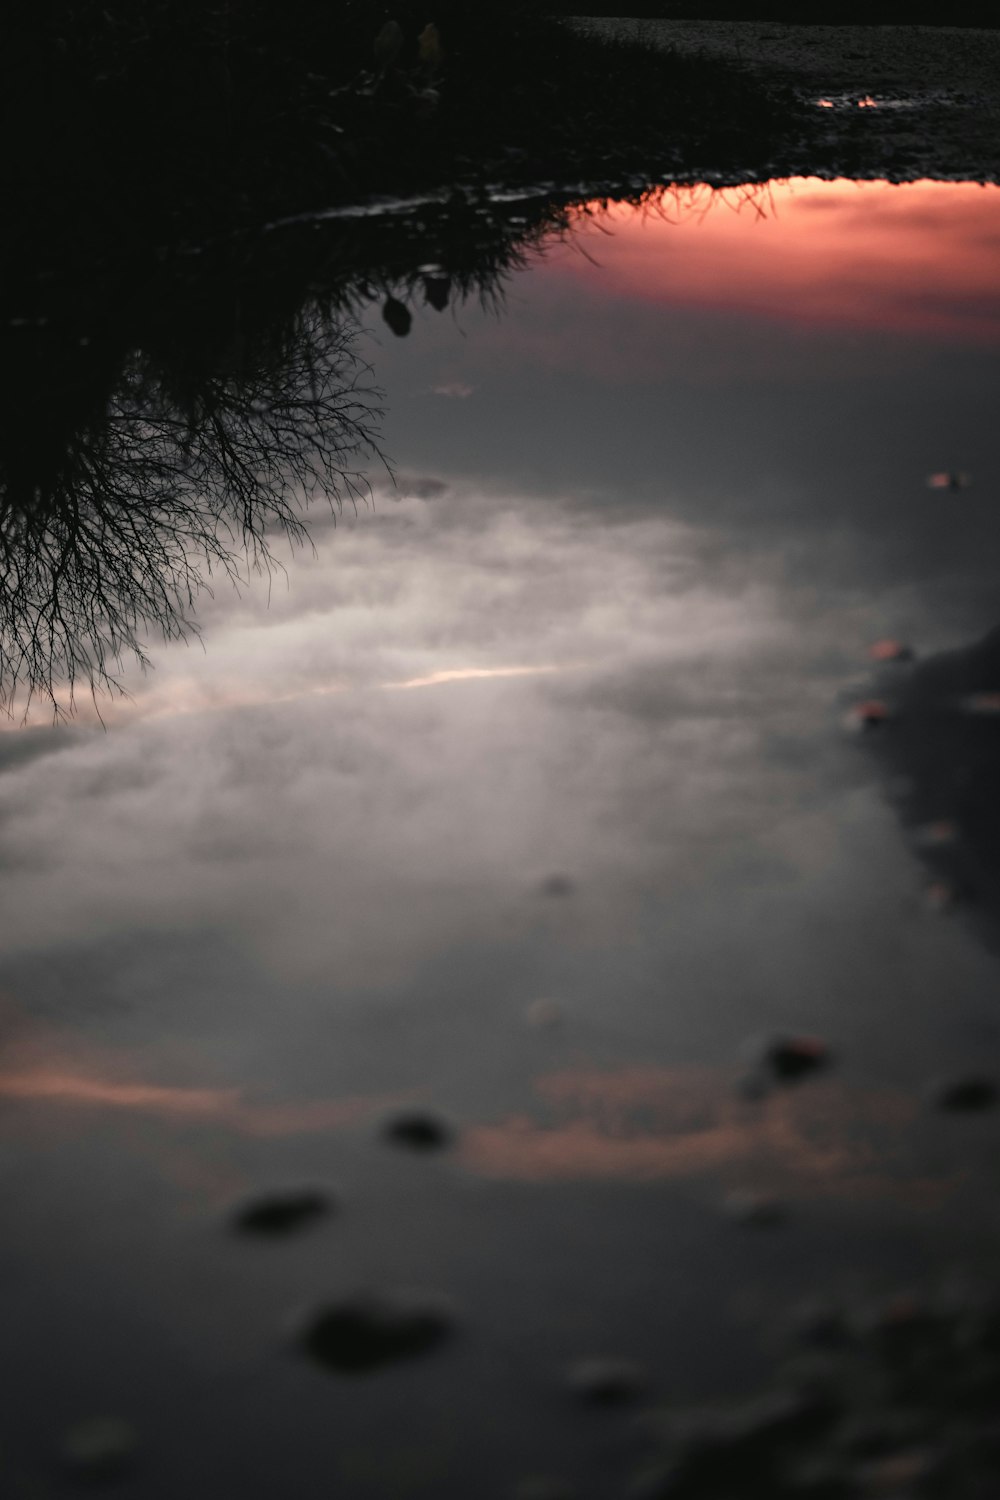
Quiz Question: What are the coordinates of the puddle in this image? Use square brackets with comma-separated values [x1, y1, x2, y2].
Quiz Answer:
[1, 178, 999, 1498]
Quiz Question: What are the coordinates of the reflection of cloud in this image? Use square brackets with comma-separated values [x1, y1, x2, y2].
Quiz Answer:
[395, 475, 450, 500]
[461, 1064, 951, 1208]
[0, 474, 882, 988]
[0, 1065, 395, 1137]
[562, 182, 1000, 345]
[429, 382, 474, 399]
[0, 724, 84, 770]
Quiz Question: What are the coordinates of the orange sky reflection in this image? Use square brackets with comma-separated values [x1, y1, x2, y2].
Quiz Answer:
[0, 1064, 396, 1137]
[564, 181, 1000, 343]
[461, 1063, 954, 1209]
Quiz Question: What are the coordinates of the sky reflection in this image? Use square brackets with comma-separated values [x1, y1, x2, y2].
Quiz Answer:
[561, 181, 1000, 342]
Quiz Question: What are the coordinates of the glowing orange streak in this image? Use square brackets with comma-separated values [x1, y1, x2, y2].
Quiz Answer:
[0, 1068, 397, 1137]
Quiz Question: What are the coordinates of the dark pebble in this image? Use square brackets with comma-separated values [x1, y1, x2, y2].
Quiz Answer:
[382, 1110, 455, 1151]
[232, 1187, 333, 1235]
[567, 1357, 646, 1405]
[928, 1076, 998, 1112]
[296, 1289, 455, 1373]
[849, 699, 890, 731]
[747, 1034, 832, 1085]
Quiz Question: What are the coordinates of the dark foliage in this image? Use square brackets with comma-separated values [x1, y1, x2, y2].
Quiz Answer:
[0, 179, 602, 715]
[0, 0, 796, 271]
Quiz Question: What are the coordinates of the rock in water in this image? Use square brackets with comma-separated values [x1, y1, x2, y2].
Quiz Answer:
[382, 1110, 455, 1151]
[928, 1075, 998, 1112]
[748, 1034, 832, 1085]
[297, 1290, 455, 1373]
[567, 1357, 647, 1405]
[231, 1186, 334, 1235]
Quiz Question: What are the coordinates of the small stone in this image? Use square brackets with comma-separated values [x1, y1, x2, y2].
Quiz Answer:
[231, 1187, 333, 1235]
[847, 700, 890, 731]
[724, 1190, 786, 1228]
[928, 1076, 998, 1112]
[62, 1417, 138, 1479]
[296, 1290, 456, 1373]
[382, 1110, 455, 1151]
[747, 1034, 832, 1085]
[540, 873, 575, 898]
[567, 1357, 646, 1405]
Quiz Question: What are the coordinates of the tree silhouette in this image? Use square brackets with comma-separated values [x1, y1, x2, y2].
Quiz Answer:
[0, 309, 383, 718]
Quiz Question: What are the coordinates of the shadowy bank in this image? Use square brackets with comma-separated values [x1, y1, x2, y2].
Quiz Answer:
[549, 0, 998, 23]
[1, 0, 796, 269]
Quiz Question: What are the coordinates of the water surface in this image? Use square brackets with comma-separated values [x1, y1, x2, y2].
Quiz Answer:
[2, 178, 1000, 1498]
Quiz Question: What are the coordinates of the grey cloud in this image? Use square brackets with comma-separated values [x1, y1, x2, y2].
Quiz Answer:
[0, 725, 84, 775]
[395, 474, 450, 500]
